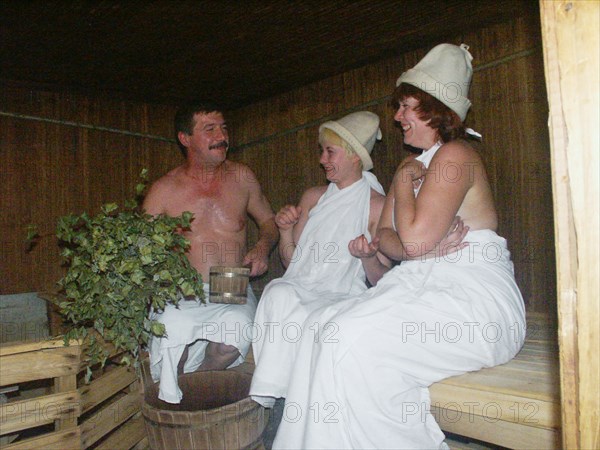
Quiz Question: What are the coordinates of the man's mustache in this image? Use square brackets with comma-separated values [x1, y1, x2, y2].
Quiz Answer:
[209, 141, 229, 150]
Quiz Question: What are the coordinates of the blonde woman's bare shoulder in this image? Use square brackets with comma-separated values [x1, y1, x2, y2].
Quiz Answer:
[370, 187, 386, 200]
[300, 185, 328, 205]
[369, 188, 386, 214]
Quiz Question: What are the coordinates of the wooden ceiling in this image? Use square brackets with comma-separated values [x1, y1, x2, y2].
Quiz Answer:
[0, 0, 536, 110]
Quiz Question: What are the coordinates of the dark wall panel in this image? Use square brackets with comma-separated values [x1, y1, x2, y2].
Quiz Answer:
[228, 13, 556, 314]
[1, 11, 555, 315]
[0, 85, 181, 293]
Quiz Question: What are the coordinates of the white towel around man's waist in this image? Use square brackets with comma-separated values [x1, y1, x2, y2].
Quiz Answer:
[149, 283, 257, 403]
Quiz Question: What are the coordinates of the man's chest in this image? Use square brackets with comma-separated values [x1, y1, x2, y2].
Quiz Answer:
[167, 186, 248, 233]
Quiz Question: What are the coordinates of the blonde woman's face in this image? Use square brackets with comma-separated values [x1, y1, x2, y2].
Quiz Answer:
[319, 139, 357, 183]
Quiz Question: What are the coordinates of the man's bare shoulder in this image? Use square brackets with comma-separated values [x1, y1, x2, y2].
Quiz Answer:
[143, 166, 186, 213]
[223, 160, 257, 184]
[224, 160, 251, 171]
[149, 166, 186, 191]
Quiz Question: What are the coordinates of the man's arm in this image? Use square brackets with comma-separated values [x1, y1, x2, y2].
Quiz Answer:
[142, 180, 168, 216]
[243, 167, 278, 276]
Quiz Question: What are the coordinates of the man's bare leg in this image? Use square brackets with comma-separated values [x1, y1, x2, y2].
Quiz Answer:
[177, 342, 240, 374]
[197, 342, 240, 371]
[177, 346, 190, 375]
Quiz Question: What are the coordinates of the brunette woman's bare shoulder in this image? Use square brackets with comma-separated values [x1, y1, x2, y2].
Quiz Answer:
[436, 139, 482, 164]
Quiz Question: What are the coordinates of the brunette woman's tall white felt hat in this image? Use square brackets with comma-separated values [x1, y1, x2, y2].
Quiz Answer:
[396, 43, 473, 121]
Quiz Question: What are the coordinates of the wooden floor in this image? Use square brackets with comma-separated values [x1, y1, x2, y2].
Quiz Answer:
[430, 313, 561, 449]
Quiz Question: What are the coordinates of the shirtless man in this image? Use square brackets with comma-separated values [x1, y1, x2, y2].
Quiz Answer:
[144, 102, 277, 403]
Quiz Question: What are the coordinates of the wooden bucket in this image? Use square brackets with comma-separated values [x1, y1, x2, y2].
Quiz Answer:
[142, 371, 265, 450]
[209, 266, 250, 304]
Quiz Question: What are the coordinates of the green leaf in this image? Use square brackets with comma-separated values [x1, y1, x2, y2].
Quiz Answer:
[180, 211, 194, 228]
[47, 169, 204, 371]
[26, 224, 39, 241]
[179, 281, 195, 297]
[150, 321, 166, 337]
[158, 270, 173, 281]
[101, 203, 118, 214]
[131, 270, 146, 285]
[140, 254, 153, 265]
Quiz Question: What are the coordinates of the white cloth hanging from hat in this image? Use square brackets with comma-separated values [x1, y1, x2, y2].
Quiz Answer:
[250, 172, 384, 407]
[272, 229, 525, 449]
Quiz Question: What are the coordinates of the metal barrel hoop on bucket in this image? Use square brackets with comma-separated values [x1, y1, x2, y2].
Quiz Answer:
[209, 266, 250, 304]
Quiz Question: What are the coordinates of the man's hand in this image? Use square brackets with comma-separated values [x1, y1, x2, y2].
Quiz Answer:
[275, 205, 302, 231]
[242, 246, 269, 277]
[348, 234, 380, 259]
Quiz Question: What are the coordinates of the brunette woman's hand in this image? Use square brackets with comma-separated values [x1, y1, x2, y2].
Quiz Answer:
[396, 155, 426, 190]
[433, 216, 470, 257]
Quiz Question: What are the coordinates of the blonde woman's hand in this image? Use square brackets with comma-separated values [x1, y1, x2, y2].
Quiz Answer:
[275, 205, 302, 231]
[348, 234, 380, 259]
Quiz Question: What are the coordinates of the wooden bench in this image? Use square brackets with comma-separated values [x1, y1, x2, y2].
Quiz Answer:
[430, 313, 561, 449]
[237, 313, 561, 449]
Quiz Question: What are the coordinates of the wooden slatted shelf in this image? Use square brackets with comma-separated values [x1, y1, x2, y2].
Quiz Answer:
[430, 313, 560, 449]
[0, 337, 144, 450]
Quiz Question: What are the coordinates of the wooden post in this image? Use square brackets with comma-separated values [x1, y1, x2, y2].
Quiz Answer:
[539, 1, 600, 448]
[54, 374, 78, 430]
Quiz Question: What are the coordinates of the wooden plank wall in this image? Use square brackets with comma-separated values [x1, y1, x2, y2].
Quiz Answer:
[0, 83, 181, 293]
[227, 12, 556, 313]
[1, 10, 556, 315]
[540, 1, 600, 447]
